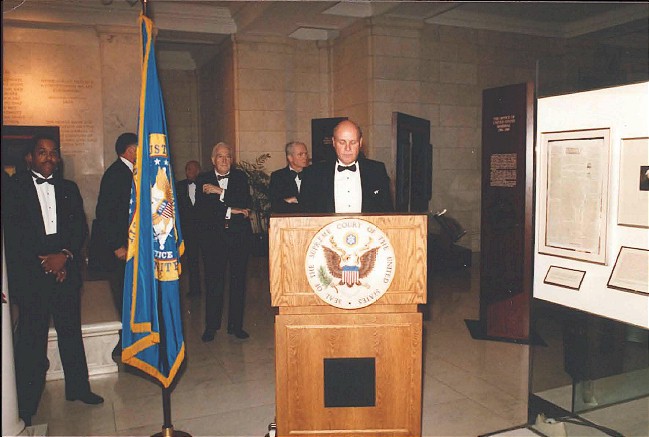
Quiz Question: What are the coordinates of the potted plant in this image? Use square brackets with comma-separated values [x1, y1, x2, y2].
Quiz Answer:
[237, 153, 271, 256]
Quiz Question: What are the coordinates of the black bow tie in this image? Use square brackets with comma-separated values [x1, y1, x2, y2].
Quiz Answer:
[217, 174, 229, 181]
[290, 170, 303, 180]
[32, 173, 56, 185]
[189, 181, 196, 186]
[337, 164, 357, 172]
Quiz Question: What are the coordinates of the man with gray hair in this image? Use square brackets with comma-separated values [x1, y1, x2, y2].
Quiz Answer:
[195, 142, 252, 341]
[269, 141, 310, 213]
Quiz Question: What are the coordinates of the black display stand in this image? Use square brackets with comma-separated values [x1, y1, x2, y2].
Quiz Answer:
[469, 82, 535, 343]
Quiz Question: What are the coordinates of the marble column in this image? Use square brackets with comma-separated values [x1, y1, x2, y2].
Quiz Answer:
[1, 238, 25, 436]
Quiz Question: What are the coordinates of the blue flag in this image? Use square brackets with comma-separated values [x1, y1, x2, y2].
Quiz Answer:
[121, 14, 185, 387]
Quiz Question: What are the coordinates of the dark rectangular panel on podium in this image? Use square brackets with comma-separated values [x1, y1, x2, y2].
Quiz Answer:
[479, 82, 534, 341]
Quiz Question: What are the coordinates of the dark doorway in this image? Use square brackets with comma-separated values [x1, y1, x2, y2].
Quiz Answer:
[392, 112, 432, 212]
[311, 117, 348, 164]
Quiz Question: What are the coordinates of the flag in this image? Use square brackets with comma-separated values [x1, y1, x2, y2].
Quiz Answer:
[121, 14, 185, 387]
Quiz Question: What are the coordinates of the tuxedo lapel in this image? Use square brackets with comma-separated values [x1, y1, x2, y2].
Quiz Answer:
[23, 175, 47, 238]
[325, 163, 336, 213]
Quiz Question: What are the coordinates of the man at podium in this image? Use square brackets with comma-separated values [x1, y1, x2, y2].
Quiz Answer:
[300, 119, 393, 213]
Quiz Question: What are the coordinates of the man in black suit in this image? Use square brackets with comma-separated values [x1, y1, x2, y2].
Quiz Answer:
[93, 132, 137, 354]
[176, 160, 202, 296]
[269, 141, 310, 213]
[300, 119, 393, 213]
[196, 142, 252, 341]
[4, 134, 103, 426]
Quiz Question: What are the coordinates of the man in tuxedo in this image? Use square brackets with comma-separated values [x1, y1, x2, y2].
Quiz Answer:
[93, 132, 137, 354]
[176, 160, 202, 296]
[269, 141, 310, 213]
[196, 142, 252, 341]
[4, 134, 103, 426]
[300, 119, 393, 213]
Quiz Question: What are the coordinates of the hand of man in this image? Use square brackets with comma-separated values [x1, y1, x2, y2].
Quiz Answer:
[39, 253, 68, 278]
[114, 246, 127, 261]
[284, 196, 298, 204]
[202, 183, 223, 196]
[231, 208, 250, 218]
[55, 268, 68, 283]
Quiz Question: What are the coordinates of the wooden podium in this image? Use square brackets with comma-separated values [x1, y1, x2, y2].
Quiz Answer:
[269, 214, 427, 437]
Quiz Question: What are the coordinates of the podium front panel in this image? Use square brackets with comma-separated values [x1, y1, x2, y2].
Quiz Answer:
[269, 214, 427, 308]
[275, 312, 422, 437]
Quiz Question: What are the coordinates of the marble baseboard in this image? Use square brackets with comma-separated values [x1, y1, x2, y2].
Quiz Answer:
[46, 321, 122, 381]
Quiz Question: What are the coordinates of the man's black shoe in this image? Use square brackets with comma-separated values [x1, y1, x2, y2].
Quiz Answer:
[66, 391, 104, 405]
[201, 329, 216, 342]
[228, 328, 249, 339]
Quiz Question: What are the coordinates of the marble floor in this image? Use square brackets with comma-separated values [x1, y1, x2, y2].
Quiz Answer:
[30, 255, 532, 436]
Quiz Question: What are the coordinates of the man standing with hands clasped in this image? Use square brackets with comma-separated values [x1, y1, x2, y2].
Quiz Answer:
[196, 142, 252, 342]
[5, 134, 103, 427]
[300, 119, 393, 213]
[269, 141, 310, 213]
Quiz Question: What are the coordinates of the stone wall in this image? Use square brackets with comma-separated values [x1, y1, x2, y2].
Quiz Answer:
[233, 35, 331, 171]
[2, 23, 140, 221]
[158, 69, 199, 181]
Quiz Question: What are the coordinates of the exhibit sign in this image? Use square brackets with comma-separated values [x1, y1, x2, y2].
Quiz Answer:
[607, 247, 649, 295]
[543, 266, 586, 291]
[538, 129, 610, 264]
[618, 137, 649, 228]
[305, 218, 396, 309]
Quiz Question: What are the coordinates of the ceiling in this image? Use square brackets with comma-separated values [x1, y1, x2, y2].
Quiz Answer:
[3, 1, 648, 62]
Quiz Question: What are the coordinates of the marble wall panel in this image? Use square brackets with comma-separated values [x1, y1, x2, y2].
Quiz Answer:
[440, 62, 478, 85]
[439, 105, 479, 128]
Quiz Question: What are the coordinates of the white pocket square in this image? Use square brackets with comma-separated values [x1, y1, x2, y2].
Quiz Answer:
[373, 190, 380, 194]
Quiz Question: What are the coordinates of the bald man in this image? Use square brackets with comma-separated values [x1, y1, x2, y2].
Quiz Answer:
[300, 119, 393, 213]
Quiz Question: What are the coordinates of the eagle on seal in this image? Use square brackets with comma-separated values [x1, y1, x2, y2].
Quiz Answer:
[323, 236, 379, 287]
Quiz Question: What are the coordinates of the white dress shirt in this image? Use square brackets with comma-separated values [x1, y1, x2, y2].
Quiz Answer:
[334, 160, 362, 213]
[215, 171, 231, 219]
[188, 181, 196, 205]
[289, 166, 303, 193]
[32, 171, 57, 235]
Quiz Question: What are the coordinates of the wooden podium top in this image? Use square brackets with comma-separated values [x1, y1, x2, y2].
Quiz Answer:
[269, 214, 427, 308]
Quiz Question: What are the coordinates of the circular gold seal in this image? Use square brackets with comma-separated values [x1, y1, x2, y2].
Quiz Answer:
[305, 218, 396, 309]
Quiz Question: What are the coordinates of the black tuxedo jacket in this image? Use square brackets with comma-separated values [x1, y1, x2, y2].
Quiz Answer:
[195, 168, 252, 233]
[95, 159, 132, 252]
[89, 158, 132, 271]
[299, 158, 394, 213]
[176, 178, 201, 227]
[269, 166, 304, 214]
[4, 171, 87, 299]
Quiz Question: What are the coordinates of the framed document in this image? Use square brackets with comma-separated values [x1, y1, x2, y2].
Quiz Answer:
[607, 247, 649, 295]
[538, 128, 610, 264]
[618, 137, 649, 228]
[543, 266, 586, 290]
